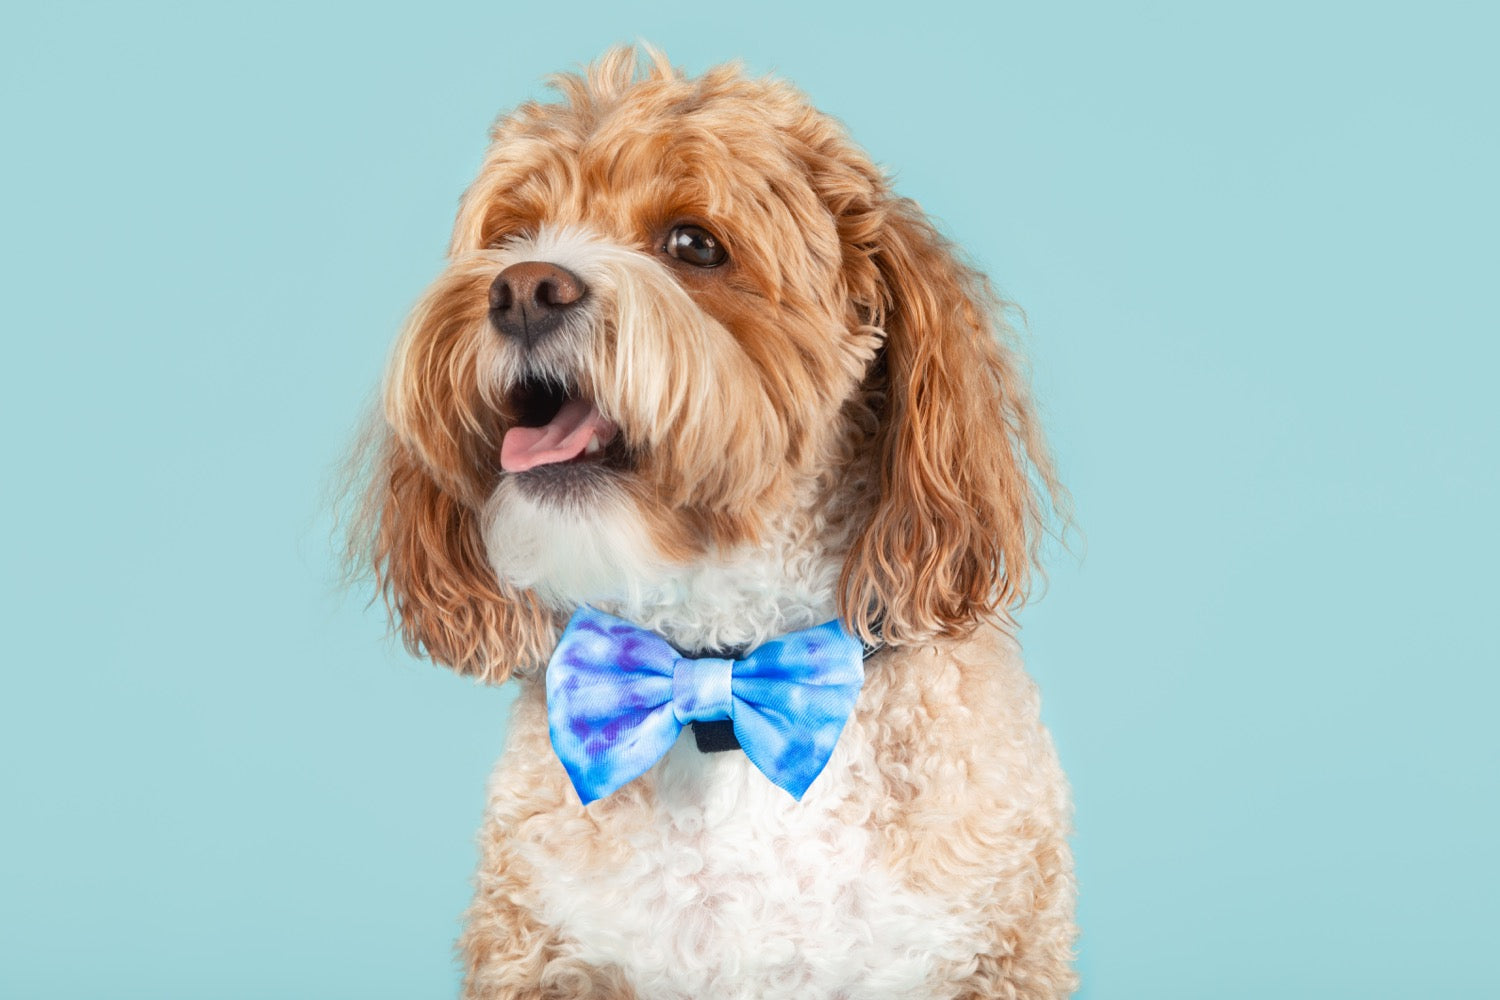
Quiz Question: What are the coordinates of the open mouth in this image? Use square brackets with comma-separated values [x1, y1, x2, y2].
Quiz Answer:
[499, 378, 623, 474]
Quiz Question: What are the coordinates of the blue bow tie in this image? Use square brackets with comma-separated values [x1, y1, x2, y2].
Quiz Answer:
[545, 606, 866, 804]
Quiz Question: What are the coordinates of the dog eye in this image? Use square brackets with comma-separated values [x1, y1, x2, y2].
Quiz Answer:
[663, 224, 727, 267]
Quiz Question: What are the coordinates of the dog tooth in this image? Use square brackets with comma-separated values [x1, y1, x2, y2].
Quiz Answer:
[585, 435, 601, 456]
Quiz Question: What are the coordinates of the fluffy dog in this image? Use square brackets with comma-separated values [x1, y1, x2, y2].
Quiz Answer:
[351, 46, 1076, 1000]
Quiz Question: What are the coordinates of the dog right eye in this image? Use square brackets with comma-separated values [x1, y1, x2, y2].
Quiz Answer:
[663, 224, 728, 268]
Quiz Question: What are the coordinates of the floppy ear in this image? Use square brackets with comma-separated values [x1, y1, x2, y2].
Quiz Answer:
[345, 268, 557, 683]
[353, 436, 555, 682]
[839, 197, 1063, 645]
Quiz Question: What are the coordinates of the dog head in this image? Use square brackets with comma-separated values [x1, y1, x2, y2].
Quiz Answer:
[352, 47, 1062, 681]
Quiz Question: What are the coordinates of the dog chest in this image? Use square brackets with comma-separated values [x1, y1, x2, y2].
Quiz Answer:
[521, 735, 981, 999]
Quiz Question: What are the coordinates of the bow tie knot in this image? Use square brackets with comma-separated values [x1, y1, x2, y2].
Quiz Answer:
[671, 656, 735, 726]
[546, 606, 866, 804]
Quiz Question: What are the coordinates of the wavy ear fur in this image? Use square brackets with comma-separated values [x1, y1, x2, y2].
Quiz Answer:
[839, 197, 1063, 645]
[338, 249, 560, 683]
[342, 430, 554, 682]
[351, 436, 554, 682]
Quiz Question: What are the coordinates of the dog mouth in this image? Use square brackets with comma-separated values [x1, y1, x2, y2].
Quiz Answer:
[499, 378, 623, 474]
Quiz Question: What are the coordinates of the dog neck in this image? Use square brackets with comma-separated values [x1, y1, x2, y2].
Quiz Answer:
[483, 470, 860, 655]
[591, 505, 846, 654]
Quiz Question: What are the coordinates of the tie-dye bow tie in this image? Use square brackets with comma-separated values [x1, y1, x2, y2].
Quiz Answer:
[546, 605, 866, 804]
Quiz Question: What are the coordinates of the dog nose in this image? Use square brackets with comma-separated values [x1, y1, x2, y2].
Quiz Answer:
[488, 261, 587, 344]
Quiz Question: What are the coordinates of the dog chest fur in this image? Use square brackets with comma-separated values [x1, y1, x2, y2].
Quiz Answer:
[496, 687, 984, 999]
[470, 632, 1072, 999]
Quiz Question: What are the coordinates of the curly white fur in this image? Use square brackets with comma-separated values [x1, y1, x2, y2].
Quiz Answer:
[520, 738, 982, 999]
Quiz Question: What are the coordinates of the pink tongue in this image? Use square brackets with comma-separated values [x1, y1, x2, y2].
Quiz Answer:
[500, 398, 619, 473]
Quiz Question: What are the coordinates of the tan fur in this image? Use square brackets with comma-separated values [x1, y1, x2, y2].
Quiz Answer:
[347, 44, 1076, 998]
[838, 200, 1063, 644]
[856, 636, 1077, 998]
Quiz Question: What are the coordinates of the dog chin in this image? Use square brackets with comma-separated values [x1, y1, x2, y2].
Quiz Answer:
[481, 475, 667, 610]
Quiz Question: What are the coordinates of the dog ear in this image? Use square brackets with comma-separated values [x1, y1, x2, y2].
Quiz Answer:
[354, 437, 555, 682]
[839, 197, 1063, 645]
[346, 271, 556, 683]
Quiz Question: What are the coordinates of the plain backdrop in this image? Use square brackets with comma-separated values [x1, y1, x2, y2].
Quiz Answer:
[3, 2, 1496, 997]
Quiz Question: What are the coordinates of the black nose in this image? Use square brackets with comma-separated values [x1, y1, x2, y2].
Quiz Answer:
[488, 261, 588, 345]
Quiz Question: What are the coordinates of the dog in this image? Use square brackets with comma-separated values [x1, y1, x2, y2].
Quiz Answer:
[350, 46, 1076, 1000]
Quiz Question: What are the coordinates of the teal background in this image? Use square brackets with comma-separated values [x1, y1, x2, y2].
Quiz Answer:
[4, 2, 1496, 997]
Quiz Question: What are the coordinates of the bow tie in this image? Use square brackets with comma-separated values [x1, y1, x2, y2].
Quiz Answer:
[545, 605, 866, 804]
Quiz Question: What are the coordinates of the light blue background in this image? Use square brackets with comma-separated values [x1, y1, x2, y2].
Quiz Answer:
[4, 2, 1496, 997]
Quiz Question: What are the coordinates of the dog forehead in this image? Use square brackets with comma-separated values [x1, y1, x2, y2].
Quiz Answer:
[568, 123, 818, 227]
[455, 75, 864, 300]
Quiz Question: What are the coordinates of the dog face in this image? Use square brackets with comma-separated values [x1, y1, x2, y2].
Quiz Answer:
[355, 48, 1060, 680]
